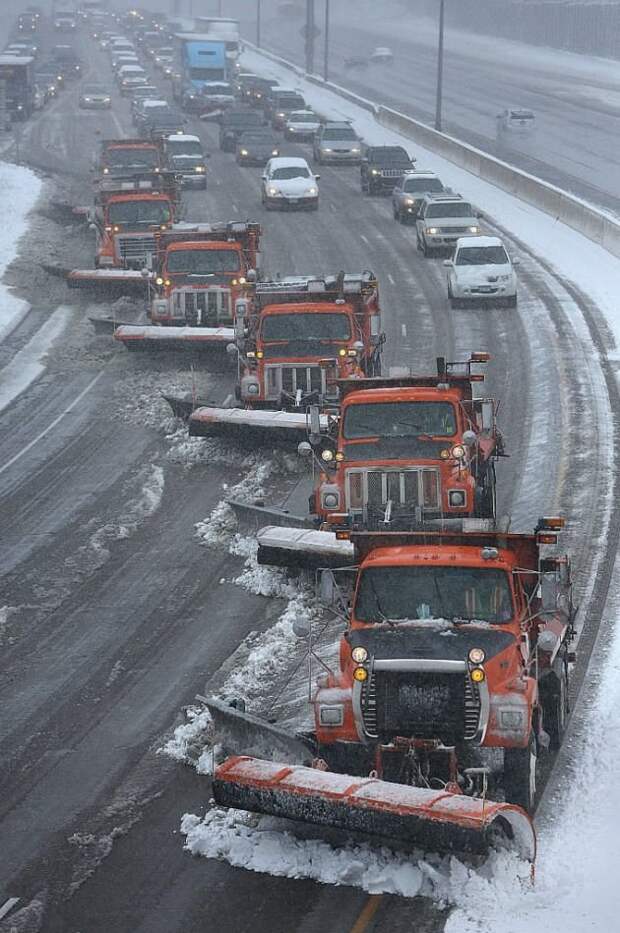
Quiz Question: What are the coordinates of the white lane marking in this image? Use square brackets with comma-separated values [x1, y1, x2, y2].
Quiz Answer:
[388, 273, 396, 286]
[0, 307, 73, 414]
[110, 110, 125, 136]
[231, 203, 239, 213]
[360, 234, 369, 245]
[222, 393, 234, 408]
[401, 324, 407, 338]
[0, 899, 20, 920]
[0, 371, 104, 477]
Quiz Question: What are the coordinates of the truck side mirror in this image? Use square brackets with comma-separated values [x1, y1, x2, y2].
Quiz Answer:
[298, 441, 312, 457]
[462, 429, 477, 447]
[226, 342, 238, 357]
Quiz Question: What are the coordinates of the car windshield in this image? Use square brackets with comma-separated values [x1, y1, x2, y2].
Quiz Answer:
[261, 312, 351, 343]
[271, 165, 311, 180]
[168, 140, 203, 156]
[322, 127, 357, 140]
[275, 96, 304, 108]
[371, 148, 408, 163]
[354, 566, 514, 624]
[290, 112, 318, 123]
[404, 177, 444, 193]
[343, 402, 457, 439]
[509, 111, 534, 120]
[166, 248, 240, 274]
[107, 148, 159, 167]
[455, 246, 509, 265]
[240, 132, 272, 143]
[426, 202, 474, 218]
[108, 200, 171, 224]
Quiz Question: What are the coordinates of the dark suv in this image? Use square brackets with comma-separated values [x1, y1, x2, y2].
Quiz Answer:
[219, 108, 266, 151]
[265, 89, 306, 130]
[360, 145, 415, 194]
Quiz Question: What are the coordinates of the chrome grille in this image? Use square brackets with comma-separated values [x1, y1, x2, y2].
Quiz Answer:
[115, 233, 156, 266]
[379, 168, 404, 177]
[360, 671, 378, 738]
[172, 287, 232, 325]
[463, 677, 481, 740]
[345, 468, 440, 515]
[370, 671, 465, 741]
[265, 365, 327, 400]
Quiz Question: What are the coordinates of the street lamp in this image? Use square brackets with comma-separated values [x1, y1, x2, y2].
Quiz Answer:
[435, 0, 445, 131]
[323, 0, 330, 82]
[257, 0, 262, 47]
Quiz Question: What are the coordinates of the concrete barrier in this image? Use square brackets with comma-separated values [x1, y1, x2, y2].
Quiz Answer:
[243, 42, 620, 261]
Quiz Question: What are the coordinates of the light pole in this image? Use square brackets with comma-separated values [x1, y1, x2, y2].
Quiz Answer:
[435, 0, 445, 131]
[323, 0, 330, 82]
[257, 0, 261, 48]
[305, 0, 316, 75]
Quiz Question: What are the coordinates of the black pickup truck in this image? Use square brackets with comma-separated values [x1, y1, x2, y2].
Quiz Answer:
[218, 108, 265, 152]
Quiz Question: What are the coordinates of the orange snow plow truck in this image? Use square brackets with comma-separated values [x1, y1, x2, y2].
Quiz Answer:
[189, 271, 384, 440]
[302, 354, 505, 528]
[114, 222, 261, 350]
[68, 172, 180, 289]
[207, 518, 574, 861]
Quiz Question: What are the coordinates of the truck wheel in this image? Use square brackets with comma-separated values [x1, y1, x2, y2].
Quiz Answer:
[543, 664, 569, 750]
[503, 732, 537, 812]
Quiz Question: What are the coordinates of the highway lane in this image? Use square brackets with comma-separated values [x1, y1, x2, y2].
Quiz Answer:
[0, 14, 614, 933]
[224, 0, 620, 214]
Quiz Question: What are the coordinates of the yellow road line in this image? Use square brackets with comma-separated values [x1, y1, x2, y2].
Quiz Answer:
[350, 894, 383, 933]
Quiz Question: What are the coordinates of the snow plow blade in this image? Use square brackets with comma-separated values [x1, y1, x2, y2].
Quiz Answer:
[114, 325, 234, 351]
[67, 269, 149, 291]
[189, 407, 330, 443]
[206, 697, 314, 765]
[257, 525, 354, 569]
[212, 755, 536, 862]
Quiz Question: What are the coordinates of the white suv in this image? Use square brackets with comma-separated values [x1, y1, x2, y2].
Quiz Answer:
[261, 157, 319, 211]
[445, 236, 518, 307]
[416, 194, 481, 256]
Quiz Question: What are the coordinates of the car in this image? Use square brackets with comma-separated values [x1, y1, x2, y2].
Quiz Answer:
[284, 110, 321, 140]
[444, 236, 518, 307]
[190, 81, 236, 117]
[133, 98, 169, 128]
[236, 130, 280, 166]
[234, 71, 259, 101]
[79, 83, 112, 108]
[370, 46, 393, 63]
[52, 46, 83, 80]
[5, 42, 38, 58]
[143, 108, 186, 139]
[416, 194, 482, 257]
[112, 51, 139, 70]
[219, 108, 266, 151]
[391, 170, 445, 222]
[128, 84, 159, 110]
[117, 65, 148, 93]
[261, 157, 319, 210]
[246, 76, 279, 107]
[360, 145, 415, 194]
[496, 108, 536, 135]
[164, 133, 208, 188]
[153, 46, 174, 70]
[313, 121, 362, 164]
[265, 88, 306, 129]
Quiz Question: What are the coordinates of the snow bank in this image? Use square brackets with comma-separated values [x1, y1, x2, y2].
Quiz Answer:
[0, 161, 42, 342]
[241, 49, 620, 351]
[88, 463, 165, 555]
[0, 306, 72, 413]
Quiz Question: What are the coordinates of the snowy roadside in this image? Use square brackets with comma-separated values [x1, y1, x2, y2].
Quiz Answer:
[0, 161, 42, 343]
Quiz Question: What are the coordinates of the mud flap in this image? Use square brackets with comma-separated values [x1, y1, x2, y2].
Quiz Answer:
[189, 407, 329, 443]
[114, 325, 235, 351]
[257, 525, 354, 569]
[213, 755, 536, 862]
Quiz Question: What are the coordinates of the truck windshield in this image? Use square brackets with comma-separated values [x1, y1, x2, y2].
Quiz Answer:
[107, 148, 159, 168]
[355, 566, 513, 624]
[455, 246, 509, 265]
[261, 312, 351, 343]
[166, 249, 240, 274]
[108, 200, 171, 225]
[343, 402, 457, 439]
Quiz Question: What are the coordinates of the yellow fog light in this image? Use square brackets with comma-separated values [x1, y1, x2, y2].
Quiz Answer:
[256, 350, 264, 359]
[353, 666, 368, 682]
[351, 646, 368, 663]
[470, 667, 485, 684]
[338, 348, 347, 357]
[335, 451, 344, 461]
[440, 448, 450, 459]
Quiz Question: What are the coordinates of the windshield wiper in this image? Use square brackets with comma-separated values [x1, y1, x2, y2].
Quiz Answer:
[368, 576, 395, 627]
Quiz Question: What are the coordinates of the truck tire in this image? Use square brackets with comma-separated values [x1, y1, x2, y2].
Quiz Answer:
[503, 731, 537, 812]
[543, 663, 569, 750]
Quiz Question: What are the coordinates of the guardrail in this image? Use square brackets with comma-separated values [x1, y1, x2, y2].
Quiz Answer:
[243, 41, 620, 260]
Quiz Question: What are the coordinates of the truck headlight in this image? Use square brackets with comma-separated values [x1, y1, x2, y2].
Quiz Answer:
[467, 225, 480, 234]
[351, 646, 368, 663]
[240, 148, 248, 156]
[468, 647, 485, 664]
[371, 169, 379, 175]
[194, 165, 205, 172]
[451, 444, 466, 459]
[426, 227, 439, 235]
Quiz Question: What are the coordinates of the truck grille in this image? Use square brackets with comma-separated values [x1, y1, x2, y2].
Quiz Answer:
[438, 226, 469, 235]
[115, 234, 156, 267]
[172, 287, 232, 325]
[379, 168, 404, 177]
[345, 467, 440, 516]
[362, 671, 468, 743]
[265, 364, 329, 400]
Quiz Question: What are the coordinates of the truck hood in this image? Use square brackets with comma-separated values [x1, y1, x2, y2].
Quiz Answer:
[348, 623, 515, 662]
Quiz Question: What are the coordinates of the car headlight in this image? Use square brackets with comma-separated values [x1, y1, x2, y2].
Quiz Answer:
[268, 186, 279, 196]
[277, 111, 284, 117]
[426, 226, 439, 235]
[322, 147, 332, 152]
[271, 149, 279, 156]
[194, 165, 205, 172]
[351, 147, 360, 153]
[405, 198, 415, 206]
[351, 646, 368, 663]
[240, 148, 248, 156]
[467, 225, 480, 234]
[371, 168, 379, 175]
[83, 97, 91, 102]
[499, 273, 511, 281]
[307, 187, 318, 196]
